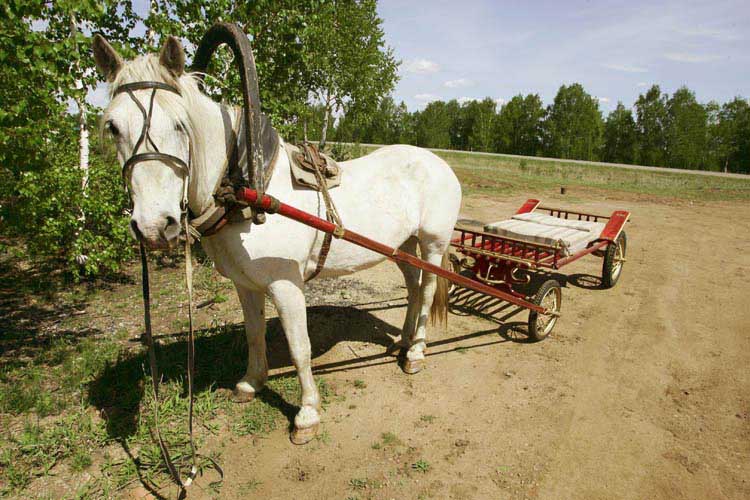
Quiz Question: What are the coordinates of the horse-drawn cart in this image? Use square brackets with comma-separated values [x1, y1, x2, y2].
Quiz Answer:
[450, 199, 630, 340]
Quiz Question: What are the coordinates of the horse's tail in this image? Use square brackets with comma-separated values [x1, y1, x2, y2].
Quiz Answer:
[429, 251, 450, 327]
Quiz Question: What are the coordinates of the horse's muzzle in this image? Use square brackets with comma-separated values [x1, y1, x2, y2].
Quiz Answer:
[130, 215, 181, 250]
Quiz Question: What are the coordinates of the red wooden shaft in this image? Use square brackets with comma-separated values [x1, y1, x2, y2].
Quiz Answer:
[236, 188, 547, 314]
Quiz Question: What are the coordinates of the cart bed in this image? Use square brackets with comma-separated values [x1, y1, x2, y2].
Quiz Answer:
[484, 212, 605, 256]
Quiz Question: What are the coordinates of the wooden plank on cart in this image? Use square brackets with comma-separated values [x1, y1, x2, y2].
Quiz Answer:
[599, 210, 630, 242]
[516, 199, 540, 214]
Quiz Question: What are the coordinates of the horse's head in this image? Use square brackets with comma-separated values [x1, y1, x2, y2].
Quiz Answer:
[94, 35, 193, 249]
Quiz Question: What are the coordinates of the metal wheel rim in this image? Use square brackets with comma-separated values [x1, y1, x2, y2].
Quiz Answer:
[536, 287, 561, 336]
[611, 240, 625, 281]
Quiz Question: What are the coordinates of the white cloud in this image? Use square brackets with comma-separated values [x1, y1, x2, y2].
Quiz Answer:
[636, 82, 648, 87]
[597, 96, 611, 104]
[602, 63, 647, 73]
[457, 96, 475, 104]
[444, 78, 474, 88]
[494, 98, 506, 107]
[403, 59, 440, 74]
[664, 52, 721, 63]
[676, 26, 742, 42]
[414, 93, 440, 102]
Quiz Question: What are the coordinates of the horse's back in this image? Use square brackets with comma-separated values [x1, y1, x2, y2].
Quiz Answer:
[338, 144, 461, 240]
[341, 144, 460, 196]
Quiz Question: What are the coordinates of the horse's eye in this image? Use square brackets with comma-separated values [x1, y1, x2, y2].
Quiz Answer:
[107, 121, 120, 137]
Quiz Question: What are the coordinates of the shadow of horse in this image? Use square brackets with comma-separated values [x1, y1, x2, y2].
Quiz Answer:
[88, 304, 402, 440]
[88, 286, 557, 441]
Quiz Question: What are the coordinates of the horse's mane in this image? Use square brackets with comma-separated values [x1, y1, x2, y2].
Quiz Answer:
[106, 54, 217, 186]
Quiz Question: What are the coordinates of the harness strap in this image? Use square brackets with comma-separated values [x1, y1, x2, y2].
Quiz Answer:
[300, 144, 344, 282]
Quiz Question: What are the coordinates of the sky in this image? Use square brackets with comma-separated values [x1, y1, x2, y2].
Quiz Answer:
[377, 0, 749, 112]
[84, 0, 749, 114]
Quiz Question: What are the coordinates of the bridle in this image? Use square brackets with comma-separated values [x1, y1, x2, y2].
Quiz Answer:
[113, 80, 191, 213]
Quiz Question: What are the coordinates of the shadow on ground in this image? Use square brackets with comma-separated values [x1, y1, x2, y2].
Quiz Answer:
[87, 305, 400, 440]
[87, 294, 530, 441]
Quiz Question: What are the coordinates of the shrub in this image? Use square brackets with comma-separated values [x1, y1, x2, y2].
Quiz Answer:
[4, 126, 133, 279]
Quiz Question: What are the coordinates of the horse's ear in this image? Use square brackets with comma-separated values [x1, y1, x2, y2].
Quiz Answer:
[92, 34, 123, 82]
[159, 36, 185, 76]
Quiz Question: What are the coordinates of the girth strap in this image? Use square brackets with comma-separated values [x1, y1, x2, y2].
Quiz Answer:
[299, 143, 344, 282]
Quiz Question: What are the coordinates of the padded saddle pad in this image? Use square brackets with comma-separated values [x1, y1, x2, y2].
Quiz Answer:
[484, 213, 605, 256]
[285, 143, 342, 191]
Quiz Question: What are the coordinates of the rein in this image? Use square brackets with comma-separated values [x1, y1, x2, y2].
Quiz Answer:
[117, 80, 222, 496]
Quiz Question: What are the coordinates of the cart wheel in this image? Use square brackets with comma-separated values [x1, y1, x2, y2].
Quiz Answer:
[601, 231, 627, 289]
[527, 279, 562, 342]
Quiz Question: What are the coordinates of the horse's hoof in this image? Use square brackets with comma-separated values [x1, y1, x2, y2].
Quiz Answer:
[290, 424, 318, 445]
[400, 357, 425, 374]
[232, 387, 256, 403]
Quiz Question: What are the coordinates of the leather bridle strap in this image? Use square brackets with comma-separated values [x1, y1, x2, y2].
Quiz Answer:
[113, 81, 189, 183]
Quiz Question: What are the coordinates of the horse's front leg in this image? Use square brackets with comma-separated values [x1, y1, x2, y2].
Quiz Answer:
[267, 278, 320, 445]
[233, 285, 268, 402]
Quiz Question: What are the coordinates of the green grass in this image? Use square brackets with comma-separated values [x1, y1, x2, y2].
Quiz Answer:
[348, 477, 383, 490]
[353, 379, 367, 389]
[0, 314, 330, 498]
[359, 145, 750, 201]
[411, 459, 431, 473]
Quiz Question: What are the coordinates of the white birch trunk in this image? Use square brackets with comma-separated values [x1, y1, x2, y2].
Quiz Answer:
[146, 0, 157, 46]
[319, 96, 332, 149]
[71, 15, 89, 264]
[78, 98, 89, 194]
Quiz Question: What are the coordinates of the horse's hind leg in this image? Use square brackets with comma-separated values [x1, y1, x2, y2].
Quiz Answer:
[392, 236, 421, 354]
[400, 238, 447, 374]
[233, 285, 268, 402]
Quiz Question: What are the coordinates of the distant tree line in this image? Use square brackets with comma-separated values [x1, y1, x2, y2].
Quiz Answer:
[330, 83, 750, 174]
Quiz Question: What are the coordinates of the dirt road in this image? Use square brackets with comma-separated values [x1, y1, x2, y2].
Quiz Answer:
[194, 192, 749, 499]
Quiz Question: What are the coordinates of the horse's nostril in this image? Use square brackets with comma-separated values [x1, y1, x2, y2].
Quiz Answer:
[130, 219, 143, 239]
[165, 215, 178, 228]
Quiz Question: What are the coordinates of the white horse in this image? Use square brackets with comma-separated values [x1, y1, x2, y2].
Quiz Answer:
[93, 36, 462, 444]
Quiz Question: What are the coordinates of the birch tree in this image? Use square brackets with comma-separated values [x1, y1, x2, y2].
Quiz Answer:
[302, 0, 398, 148]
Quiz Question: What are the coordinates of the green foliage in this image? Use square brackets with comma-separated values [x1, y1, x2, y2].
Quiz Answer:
[708, 97, 750, 173]
[337, 86, 749, 173]
[416, 100, 460, 148]
[635, 85, 669, 167]
[411, 459, 431, 473]
[6, 125, 133, 278]
[544, 83, 604, 160]
[493, 94, 545, 155]
[666, 87, 708, 170]
[462, 98, 497, 152]
[304, 0, 398, 146]
[336, 97, 413, 145]
[327, 142, 367, 161]
[603, 102, 638, 164]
